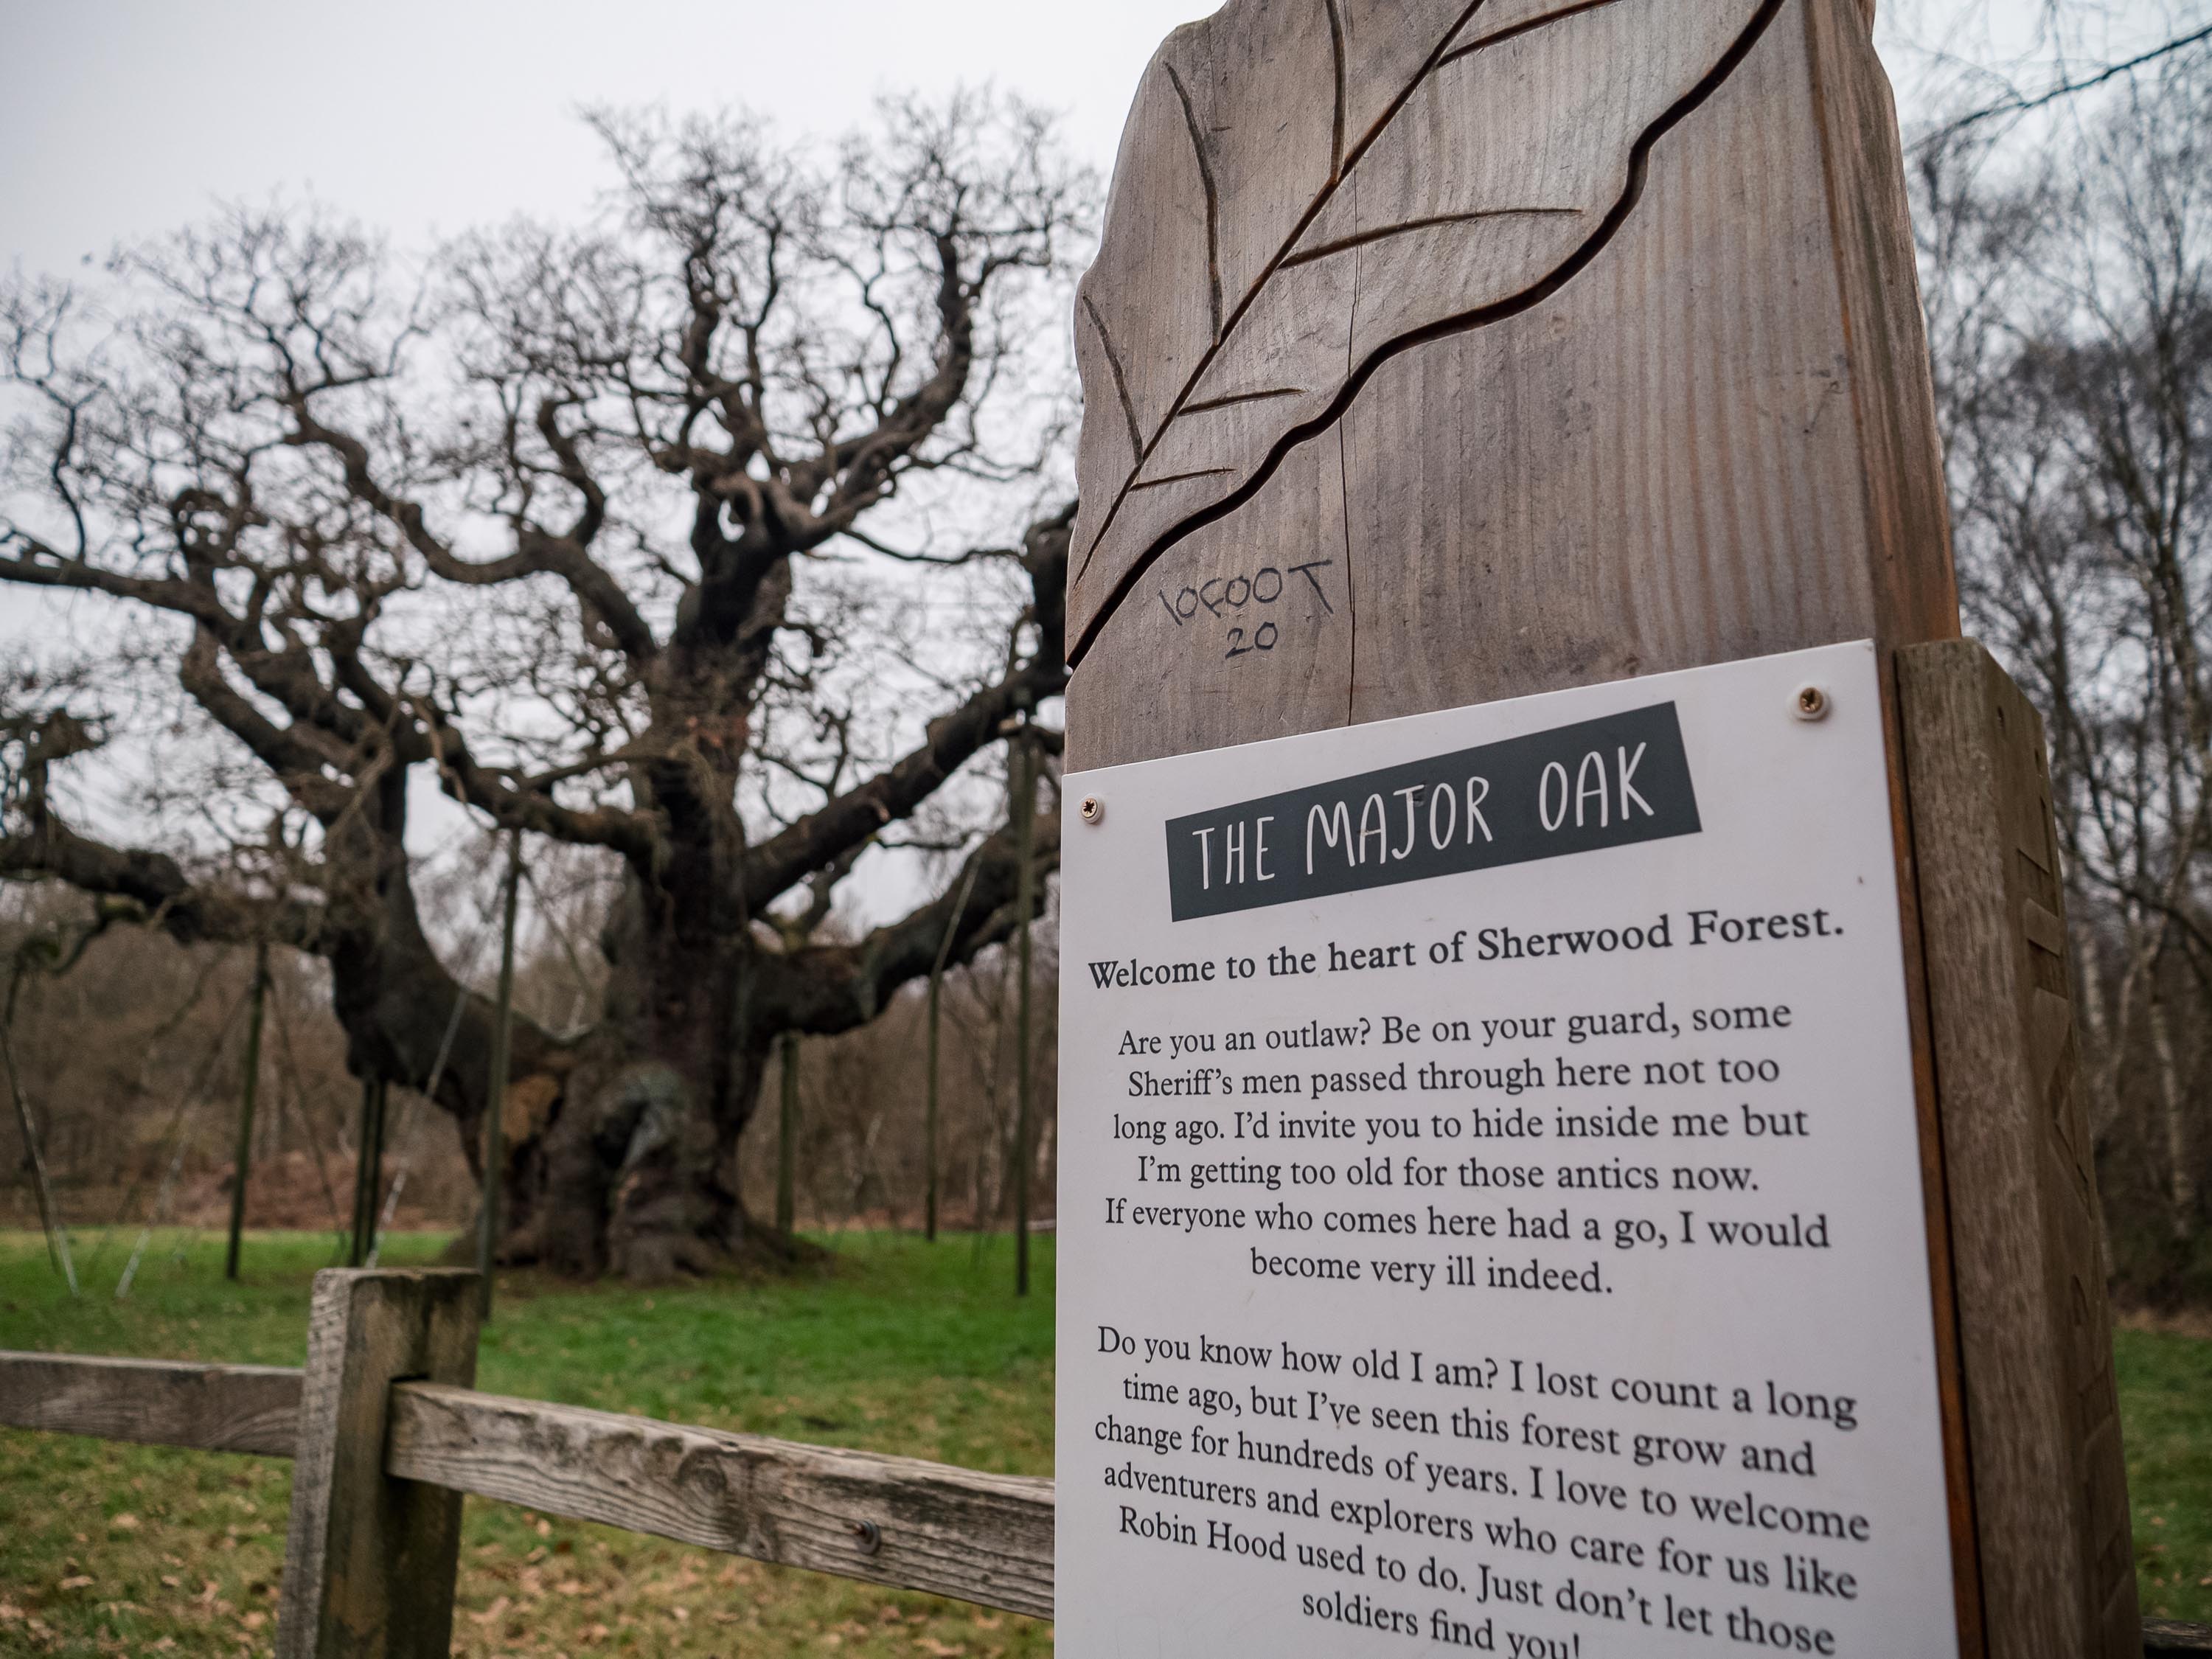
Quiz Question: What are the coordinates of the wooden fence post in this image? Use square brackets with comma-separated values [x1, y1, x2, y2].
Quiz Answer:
[1898, 642, 2138, 1655]
[276, 1268, 480, 1659]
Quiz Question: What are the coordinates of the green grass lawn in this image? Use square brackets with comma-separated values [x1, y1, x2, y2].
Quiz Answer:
[0, 1229, 2207, 1656]
[2118, 1324, 2212, 1624]
[0, 1228, 1054, 1657]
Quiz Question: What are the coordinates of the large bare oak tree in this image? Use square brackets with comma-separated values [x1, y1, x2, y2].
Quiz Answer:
[0, 96, 1088, 1279]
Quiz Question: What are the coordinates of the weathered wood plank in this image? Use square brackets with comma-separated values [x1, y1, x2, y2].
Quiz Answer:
[0, 1350, 301, 1457]
[1068, 0, 1959, 771]
[1, 1337, 2205, 1650]
[1068, 0, 1791, 661]
[1899, 641, 2140, 1659]
[1063, 5, 2140, 1658]
[384, 1381, 1056, 1621]
[277, 1269, 479, 1659]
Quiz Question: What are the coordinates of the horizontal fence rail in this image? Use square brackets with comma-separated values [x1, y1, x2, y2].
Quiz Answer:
[0, 1349, 301, 1456]
[386, 1382, 1054, 1618]
[4, 1343, 2208, 1653]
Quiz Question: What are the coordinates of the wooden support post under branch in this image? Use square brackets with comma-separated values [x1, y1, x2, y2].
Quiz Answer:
[777, 1030, 799, 1236]
[226, 940, 271, 1282]
[384, 1381, 1054, 1620]
[479, 831, 522, 1318]
[348, 1077, 386, 1269]
[277, 1269, 480, 1659]
[1012, 728, 1037, 1296]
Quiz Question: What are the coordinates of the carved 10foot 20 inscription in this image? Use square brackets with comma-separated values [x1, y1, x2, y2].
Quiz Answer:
[1062, 1, 2135, 1658]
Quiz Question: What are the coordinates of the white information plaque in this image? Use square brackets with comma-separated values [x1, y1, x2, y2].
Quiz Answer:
[1056, 641, 1958, 1659]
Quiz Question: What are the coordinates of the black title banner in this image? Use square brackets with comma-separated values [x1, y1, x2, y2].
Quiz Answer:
[1164, 703, 1702, 920]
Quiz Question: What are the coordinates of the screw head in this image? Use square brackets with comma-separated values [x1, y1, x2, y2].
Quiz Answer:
[1079, 796, 1105, 824]
[1793, 684, 1831, 722]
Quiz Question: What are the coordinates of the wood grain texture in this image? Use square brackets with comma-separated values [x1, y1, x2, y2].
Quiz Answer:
[1063, 9, 2130, 1659]
[1069, 425, 1356, 765]
[1067, 0, 1958, 769]
[383, 1382, 1056, 1620]
[1069, 0, 1780, 655]
[276, 1269, 480, 1659]
[0, 1351, 301, 1457]
[2149, 1621, 2212, 1655]
[1885, 658, 1988, 1659]
[1898, 641, 2140, 1659]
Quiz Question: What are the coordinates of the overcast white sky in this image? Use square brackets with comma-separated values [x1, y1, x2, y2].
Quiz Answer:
[0, 0, 2177, 928]
[0, 0, 1208, 274]
[8, 0, 2159, 274]
[0, 1, 1222, 907]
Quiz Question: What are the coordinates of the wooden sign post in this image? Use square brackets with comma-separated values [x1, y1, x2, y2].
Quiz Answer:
[1058, 1, 2135, 1655]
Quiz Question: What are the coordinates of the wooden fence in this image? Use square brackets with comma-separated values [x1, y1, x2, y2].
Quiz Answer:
[0, 1267, 2202, 1656]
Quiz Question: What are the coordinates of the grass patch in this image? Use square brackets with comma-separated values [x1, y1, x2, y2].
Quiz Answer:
[1, 1228, 2207, 1651]
[1, 1228, 1053, 1657]
[2119, 1324, 2212, 1624]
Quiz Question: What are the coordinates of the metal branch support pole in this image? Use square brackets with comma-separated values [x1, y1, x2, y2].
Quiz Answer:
[349, 1077, 387, 1269]
[479, 831, 522, 1320]
[226, 941, 271, 1281]
[1, 1018, 75, 1296]
[926, 857, 983, 1246]
[777, 1032, 799, 1236]
[925, 974, 943, 1245]
[1013, 729, 1037, 1298]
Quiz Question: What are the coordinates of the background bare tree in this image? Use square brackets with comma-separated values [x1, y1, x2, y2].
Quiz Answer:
[1888, 0, 2212, 138]
[1919, 50, 2212, 1295]
[0, 94, 1089, 1280]
[745, 917, 1061, 1237]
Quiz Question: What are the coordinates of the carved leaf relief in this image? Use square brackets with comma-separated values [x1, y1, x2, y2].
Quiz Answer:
[1070, 0, 1775, 655]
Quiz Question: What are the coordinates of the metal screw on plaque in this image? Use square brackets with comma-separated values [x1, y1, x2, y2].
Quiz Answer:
[1080, 796, 1105, 825]
[1792, 684, 1831, 723]
[847, 1519, 883, 1555]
